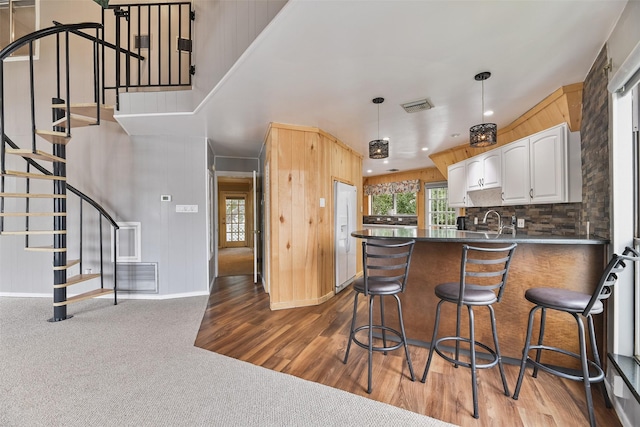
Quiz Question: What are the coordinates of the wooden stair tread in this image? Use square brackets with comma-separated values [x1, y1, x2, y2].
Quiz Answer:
[53, 288, 113, 306]
[52, 114, 97, 129]
[0, 192, 66, 199]
[53, 259, 80, 271]
[53, 273, 101, 288]
[35, 130, 71, 145]
[52, 103, 116, 122]
[25, 246, 67, 253]
[2, 170, 66, 181]
[6, 149, 66, 163]
[0, 212, 66, 217]
[1, 230, 66, 235]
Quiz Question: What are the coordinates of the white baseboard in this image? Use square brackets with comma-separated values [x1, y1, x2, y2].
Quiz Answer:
[0, 291, 209, 300]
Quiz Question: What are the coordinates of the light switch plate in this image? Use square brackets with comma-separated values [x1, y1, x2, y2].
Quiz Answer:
[517, 218, 525, 228]
[176, 205, 198, 213]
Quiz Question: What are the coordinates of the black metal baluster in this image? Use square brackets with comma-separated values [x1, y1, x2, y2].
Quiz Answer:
[126, 6, 131, 91]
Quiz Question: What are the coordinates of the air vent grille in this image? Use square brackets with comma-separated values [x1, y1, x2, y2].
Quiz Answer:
[387, 168, 400, 172]
[401, 99, 433, 113]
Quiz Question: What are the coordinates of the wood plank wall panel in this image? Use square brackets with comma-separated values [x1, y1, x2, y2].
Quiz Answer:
[429, 83, 584, 178]
[266, 124, 362, 310]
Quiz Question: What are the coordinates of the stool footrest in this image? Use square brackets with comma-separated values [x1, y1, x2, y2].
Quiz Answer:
[352, 325, 405, 353]
[525, 345, 605, 383]
[434, 336, 499, 370]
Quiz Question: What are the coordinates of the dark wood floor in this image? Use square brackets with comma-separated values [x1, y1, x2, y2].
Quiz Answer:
[195, 276, 621, 427]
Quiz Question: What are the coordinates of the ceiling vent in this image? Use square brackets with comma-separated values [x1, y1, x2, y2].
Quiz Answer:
[387, 168, 400, 172]
[401, 98, 433, 113]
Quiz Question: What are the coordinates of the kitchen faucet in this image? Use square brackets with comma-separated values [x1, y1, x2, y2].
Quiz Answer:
[483, 210, 502, 234]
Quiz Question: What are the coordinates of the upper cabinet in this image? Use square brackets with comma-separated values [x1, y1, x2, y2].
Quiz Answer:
[466, 151, 502, 192]
[447, 162, 467, 207]
[447, 123, 581, 208]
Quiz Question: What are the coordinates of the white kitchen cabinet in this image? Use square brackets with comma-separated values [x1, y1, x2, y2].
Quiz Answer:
[466, 151, 502, 192]
[447, 162, 467, 207]
[529, 124, 567, 203]
[501, 139, 530, 205]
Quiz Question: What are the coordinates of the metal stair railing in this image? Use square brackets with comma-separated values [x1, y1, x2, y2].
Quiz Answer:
[0, 23, 119, 321]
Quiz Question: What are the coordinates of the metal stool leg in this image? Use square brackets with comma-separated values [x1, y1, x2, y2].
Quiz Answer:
[454, 303, 462, 368]
[380, 295, 388, 355]
[588, 314, 612, 408]
[395, 294, 415, 381]
[513, 305, 540, 400]
[488, 304, 510, 396]
[468, 305, 479, 419]
[343, 291, 359, 364]
[421, 299, 444, 382]
[367, 294, 375, 394]
[533, 307, 547, 378]
[575, 314, 597, 427]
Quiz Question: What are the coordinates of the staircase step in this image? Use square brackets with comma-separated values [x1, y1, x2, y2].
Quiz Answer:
[53, 273, 101, 289]
[52, 113, 97, 130]
[53, 259, 80, 271]
[52, 103, 116, 122]
[52, 288, 114, 306]
[35, 130, 71, 145]
[2, 170, 66, 181]
[0, 192, 66, 199]
[25, 246, 67, 253]
[6, 149, 66, 163]
[0, 212, 66, 217]
[1, 230, 66, 236]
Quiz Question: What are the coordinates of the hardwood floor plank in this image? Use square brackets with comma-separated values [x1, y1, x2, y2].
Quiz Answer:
[195, 276, 621, 427]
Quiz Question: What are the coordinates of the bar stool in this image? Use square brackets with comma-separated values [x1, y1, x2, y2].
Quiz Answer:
[421, 243, 517, 419]
[513, 247, 639, 427]
[343, 239, 415, 394]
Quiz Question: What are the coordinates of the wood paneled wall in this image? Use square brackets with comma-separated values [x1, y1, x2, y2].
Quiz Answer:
[265, 123, 362, 310]
[429, 83, 583, 178]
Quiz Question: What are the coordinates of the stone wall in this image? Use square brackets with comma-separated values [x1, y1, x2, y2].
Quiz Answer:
[464, 46, 610, 238]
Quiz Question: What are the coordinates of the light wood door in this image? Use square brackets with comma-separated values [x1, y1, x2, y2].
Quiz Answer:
[221, 193, 248, 248]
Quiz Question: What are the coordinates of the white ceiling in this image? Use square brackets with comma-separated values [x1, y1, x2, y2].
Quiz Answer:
[116, 0, 628, 176]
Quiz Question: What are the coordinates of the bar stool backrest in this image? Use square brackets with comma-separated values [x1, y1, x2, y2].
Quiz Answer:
[460, 243, 518, 303]
[583, 246, 640, 317]
[362, 239, 415, 295]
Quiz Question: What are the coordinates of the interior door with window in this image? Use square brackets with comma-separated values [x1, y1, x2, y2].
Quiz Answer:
[221, 193, 247, 248]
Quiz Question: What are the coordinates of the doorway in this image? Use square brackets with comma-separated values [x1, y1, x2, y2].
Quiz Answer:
[217, 176, 255, 277]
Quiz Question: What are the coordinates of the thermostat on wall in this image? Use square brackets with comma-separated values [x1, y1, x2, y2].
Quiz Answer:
[161, 195, 172, 202]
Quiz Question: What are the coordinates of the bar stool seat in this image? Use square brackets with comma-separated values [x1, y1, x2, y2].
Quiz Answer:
[513, 246, 639, 427]
[353, 277, 402, 295]
[435, 282, 498, 305]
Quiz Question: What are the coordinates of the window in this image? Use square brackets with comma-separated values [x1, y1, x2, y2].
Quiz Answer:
[371, 192, 416, 215]
[425, 182, 456, 228]
[0, 0, 39, 60]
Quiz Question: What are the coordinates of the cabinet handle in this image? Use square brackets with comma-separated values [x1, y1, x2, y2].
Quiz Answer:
[478, 179, 481, 187]
[501, 192, 505, 201]
[529, 189, 533, 199]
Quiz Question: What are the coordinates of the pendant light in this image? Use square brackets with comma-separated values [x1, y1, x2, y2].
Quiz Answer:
[469, 71, 497, 147]
[368, 97, 389, 159]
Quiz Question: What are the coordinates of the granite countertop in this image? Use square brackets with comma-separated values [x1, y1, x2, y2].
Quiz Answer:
[351, 228, 608, 245]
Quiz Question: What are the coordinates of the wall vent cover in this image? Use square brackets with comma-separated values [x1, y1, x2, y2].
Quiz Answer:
[134, 35, 150, 49]
[116, 262, 158, 293]
[401, 98, 434, 113]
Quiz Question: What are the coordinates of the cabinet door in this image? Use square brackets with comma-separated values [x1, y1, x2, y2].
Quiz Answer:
[447, 163, 467, 207]
[466, 157, 483, 191]
[482, 151, 502, 189]
[501, 139, 530, 205]
[530, 125, 566, 203]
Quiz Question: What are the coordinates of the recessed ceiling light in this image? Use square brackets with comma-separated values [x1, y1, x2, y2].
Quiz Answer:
[383, 137, 390, 141]
[484, 110, 494, 116]
[366, 169, 372, 173]
[451, 133, 460, 138]
[421, 147, 429, 151]
[383, 160, 389, 164]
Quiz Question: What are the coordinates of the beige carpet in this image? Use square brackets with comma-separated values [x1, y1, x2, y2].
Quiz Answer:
[0, 296, 456, 427]
[218, 247, 254, 276]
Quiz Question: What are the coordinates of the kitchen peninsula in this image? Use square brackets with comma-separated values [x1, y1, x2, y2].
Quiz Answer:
[351, 228, 609, 368]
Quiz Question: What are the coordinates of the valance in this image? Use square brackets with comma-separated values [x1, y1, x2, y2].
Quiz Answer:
[364, 179, 420, 196]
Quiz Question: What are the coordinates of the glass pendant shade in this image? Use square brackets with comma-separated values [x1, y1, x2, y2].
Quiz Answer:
[369, 139, 389, 159]
[470, 71, 497, 148]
